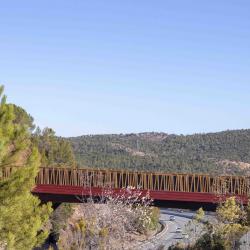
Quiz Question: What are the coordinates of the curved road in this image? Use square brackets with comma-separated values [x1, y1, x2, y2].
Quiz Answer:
[139, 208, 195, 250]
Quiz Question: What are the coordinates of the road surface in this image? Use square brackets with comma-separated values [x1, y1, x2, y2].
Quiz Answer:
[139, 208, 196, 249]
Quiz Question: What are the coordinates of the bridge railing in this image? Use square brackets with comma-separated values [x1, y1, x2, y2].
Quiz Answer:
[1, 167, 249, 196]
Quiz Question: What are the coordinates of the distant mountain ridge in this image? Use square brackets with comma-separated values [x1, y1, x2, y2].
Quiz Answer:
[68, 129, 250, 175]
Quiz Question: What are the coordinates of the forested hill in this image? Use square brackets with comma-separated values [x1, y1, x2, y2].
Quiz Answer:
[68, 130, 250, 175]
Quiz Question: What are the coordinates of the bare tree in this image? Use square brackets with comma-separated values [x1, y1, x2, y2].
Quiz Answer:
[58, 172, 159, 250]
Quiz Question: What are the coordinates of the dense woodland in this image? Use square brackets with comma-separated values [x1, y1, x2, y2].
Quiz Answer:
[69, 130, 250, 175]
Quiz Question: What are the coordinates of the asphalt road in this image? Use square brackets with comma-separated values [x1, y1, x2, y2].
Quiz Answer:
[240, 231, 250, 250]
[159, 208, 193, 249]
[159, 209, 250, 250]
[139, 208, 196, 250]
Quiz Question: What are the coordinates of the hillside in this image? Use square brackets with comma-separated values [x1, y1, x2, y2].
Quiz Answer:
[68, 130, 250, 175]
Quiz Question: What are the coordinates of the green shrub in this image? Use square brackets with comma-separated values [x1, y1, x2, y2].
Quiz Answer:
[135, 206, 160, 233]
[50, 203, 73, 240]
[148, 207, 160, 230]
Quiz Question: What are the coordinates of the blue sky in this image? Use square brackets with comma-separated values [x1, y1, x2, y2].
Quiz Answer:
[0, 1, 250, 136]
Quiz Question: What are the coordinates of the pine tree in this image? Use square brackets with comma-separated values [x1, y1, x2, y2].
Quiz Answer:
[34, 127, 76, 167]
[0, 85, 52, 250]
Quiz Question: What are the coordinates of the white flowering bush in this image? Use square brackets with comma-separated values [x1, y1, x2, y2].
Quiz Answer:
[58, 185, 160, 249]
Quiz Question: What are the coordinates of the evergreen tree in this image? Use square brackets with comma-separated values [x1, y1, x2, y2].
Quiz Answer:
[0, 85, 52, 250]
[34, 127, 76, 167]
[11, 104, 35, 132]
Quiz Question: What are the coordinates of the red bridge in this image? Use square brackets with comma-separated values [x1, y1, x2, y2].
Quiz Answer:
[2, 167, 250, 205]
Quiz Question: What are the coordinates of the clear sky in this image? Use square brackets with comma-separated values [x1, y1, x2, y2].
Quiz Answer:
[0, 1, 250, 137]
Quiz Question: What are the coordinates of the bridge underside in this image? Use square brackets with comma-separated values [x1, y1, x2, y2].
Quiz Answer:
[33, 184, 248, 206]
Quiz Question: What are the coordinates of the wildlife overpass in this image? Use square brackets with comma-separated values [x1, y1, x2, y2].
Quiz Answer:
[2, 167, 249, 205]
